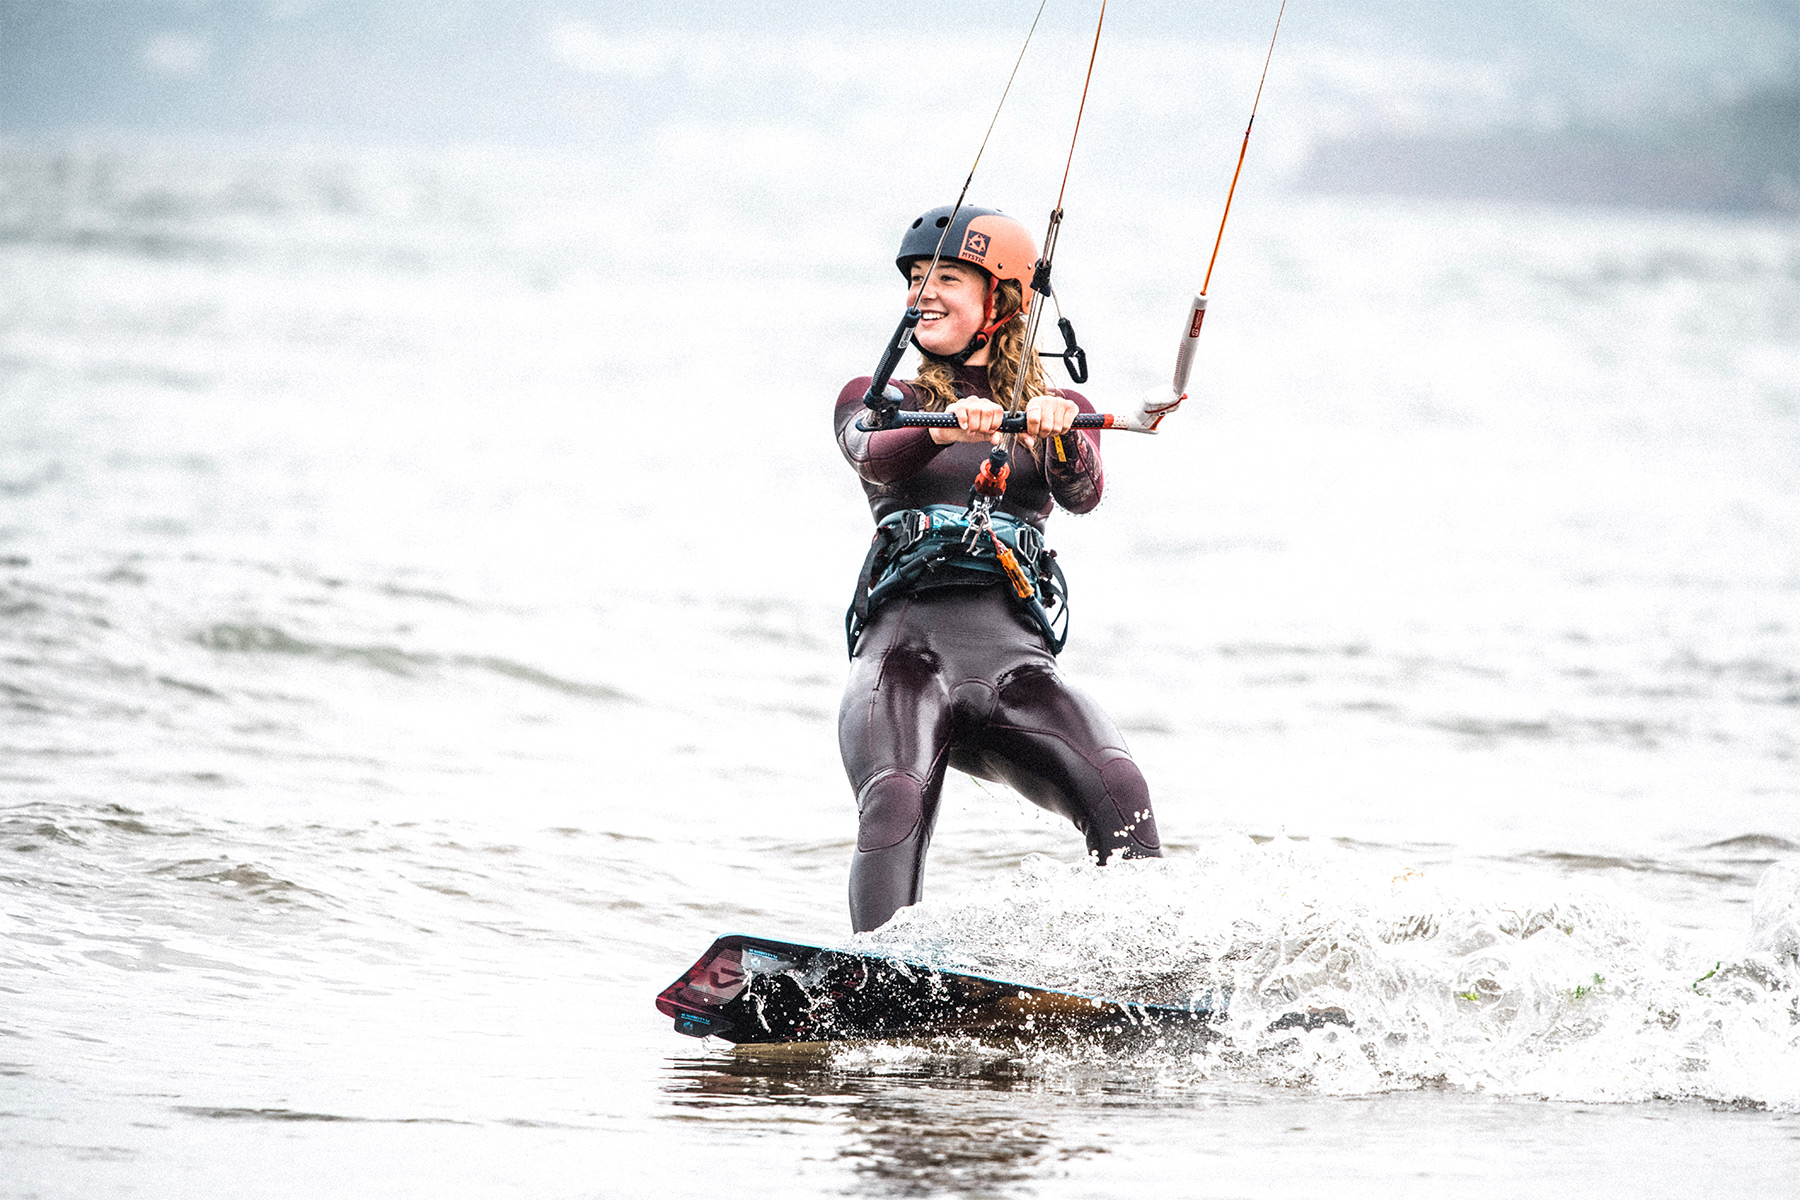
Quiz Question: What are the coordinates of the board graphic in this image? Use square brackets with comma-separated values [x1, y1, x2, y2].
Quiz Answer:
[655, 933, 1226, 1045]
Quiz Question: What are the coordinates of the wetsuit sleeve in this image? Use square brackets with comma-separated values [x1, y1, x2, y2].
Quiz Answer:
[1043, 390, 1104, 514]
[835, 377, 948, 485]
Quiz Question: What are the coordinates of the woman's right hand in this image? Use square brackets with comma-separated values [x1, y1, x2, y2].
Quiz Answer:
[929, 397, 1006, 445]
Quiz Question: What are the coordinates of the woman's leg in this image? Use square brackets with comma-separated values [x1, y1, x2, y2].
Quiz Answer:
[969, 662, 1162, 862]
[839, 601, 955, 932]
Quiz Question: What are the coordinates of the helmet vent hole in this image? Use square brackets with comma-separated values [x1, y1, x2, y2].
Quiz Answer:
[910, 218, 922, 229]
[934, 216, 949, 228]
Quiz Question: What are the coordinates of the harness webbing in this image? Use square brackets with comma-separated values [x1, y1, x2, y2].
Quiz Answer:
[845, 505, 1069, 657]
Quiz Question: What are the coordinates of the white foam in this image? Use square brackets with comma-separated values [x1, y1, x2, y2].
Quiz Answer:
[853, 840, 1800, 1108]
[1751, 860, 1800, 970]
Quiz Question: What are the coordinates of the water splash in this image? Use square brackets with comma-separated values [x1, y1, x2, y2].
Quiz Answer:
[849, 840, 1800, 1107]
[1751, 860, 1800, 969]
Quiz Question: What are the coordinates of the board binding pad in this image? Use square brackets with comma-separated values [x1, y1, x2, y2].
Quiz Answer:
[656, 933, 1224, 1045]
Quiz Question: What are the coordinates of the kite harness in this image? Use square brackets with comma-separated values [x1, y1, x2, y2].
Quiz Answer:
[846, 444, 1070, 656]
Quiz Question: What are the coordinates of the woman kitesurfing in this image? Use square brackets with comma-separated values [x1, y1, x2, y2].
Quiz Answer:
[654, 0, 1290, 1042]
[830, 0, 1286, 933]
[834, 204, 1162, 933]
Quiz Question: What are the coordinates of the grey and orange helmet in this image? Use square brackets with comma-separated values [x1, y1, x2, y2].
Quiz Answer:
[896, 204, 1039, 304]
[897, 205, 1040, 361]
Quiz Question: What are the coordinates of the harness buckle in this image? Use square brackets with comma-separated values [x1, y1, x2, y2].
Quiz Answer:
[897, 509, 930, 552]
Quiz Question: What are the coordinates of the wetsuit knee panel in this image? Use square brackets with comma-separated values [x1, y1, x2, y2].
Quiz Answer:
[856, 772, 927, 852]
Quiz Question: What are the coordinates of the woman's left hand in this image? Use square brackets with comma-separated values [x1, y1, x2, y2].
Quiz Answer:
[1020, 393, 1079, 452]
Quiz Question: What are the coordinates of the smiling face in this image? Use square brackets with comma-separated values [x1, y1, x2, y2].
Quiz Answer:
[906, 259, 993, 364]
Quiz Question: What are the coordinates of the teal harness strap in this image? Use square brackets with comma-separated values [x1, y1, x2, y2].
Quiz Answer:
[846, 505, 1070, 657]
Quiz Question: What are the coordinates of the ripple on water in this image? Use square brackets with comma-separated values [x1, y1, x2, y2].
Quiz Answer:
[194, 622, 637, 702]
[148, 857, 312, 901]
[173, 1106, 472, 1125]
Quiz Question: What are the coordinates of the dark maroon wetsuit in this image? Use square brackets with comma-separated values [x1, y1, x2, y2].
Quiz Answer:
[834, 363, 1162, 933]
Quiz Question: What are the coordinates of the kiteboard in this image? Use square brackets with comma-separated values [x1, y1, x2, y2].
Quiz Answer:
[655, 933, 1225, 1046]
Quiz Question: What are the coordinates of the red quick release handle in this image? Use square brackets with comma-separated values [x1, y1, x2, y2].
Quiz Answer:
[972, 447, 1010, 498]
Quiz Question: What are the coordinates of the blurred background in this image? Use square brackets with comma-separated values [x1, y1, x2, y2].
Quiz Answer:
[5, 0, 1799, 205]
[3, 2, 1798, 1196]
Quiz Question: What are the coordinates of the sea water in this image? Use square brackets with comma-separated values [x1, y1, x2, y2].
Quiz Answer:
[4, 26, 1800, 1200]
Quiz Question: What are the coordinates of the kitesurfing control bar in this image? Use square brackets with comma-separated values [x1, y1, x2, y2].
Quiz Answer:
[859, 411, 1123, 433]
[853, 288, 1207, 436]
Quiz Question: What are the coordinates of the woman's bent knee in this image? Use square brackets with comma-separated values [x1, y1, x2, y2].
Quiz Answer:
[856, 771, 927, 852]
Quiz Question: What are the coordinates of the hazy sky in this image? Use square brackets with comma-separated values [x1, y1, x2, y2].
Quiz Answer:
[4, 0, 1796, 142]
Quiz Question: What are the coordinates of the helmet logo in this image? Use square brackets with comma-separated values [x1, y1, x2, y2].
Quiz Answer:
[961, 230, 990, 262]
